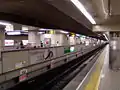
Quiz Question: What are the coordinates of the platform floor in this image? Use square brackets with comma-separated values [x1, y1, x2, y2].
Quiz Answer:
[64, 45, 108, 90]
[99, 46, 120, 90]
[64, 45, 120, 90]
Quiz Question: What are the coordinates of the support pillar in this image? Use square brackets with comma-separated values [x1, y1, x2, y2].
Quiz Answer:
[28, 31, 40, 47]
[68, 36, 76, 45]
[0, 25, 5, 57]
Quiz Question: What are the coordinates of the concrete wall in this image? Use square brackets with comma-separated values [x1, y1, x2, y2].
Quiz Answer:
[40, 34, 69, 46]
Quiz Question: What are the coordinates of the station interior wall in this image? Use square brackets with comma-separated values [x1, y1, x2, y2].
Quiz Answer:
[5, 35, 28, 41]
[40, 34, 69, 46]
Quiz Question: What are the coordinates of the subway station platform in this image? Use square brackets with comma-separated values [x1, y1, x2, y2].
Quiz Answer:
[0, 0, 120, 90]
[72, 44, 120, 90]
[99, 46, 120, 90]
[64, 45, 120, 90]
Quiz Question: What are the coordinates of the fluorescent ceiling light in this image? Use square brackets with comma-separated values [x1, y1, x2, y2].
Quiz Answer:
[70, 0, 96, 24]
[0, 21, 12, 26]
[39, 28, 51, 31]
[38, 32, 44, 34]
[60, 30, 69, 34]
[7, 31, 21, 35]
[76, 34, 80, 37]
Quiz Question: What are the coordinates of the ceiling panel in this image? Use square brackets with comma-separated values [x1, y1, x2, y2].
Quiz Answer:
[110, 0, 120, 15]
[44, 0, 92, 29]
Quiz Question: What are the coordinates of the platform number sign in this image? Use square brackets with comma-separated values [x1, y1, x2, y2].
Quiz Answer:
[19, 69, 28, 82]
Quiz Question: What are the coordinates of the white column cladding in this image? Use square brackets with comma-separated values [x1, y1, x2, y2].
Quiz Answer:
[28, 31, 40, 47]
[0, 25, 5, 58]
[68, 36, 76, 45]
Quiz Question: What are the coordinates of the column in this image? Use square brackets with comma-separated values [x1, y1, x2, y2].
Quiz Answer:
[61, 34, 69, 46]
[0, 25, 5, 57]
[76, 37, 81, 44]
[28, 31, 40, 47]
[68, 36, 76, 45]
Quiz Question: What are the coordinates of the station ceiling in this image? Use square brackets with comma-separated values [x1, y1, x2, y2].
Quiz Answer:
[91, 0, 120, 25]
[102, 0, 120, 25]
[0, 0, 106, 40]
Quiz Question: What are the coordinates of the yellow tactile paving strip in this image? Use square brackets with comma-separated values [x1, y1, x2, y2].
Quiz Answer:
[83, 47, 107, 90]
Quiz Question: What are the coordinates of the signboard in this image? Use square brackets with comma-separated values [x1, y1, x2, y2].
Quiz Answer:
[22, 40, 28, 45]
[64, 46, 75, 54]
[64, 47, 70, 54]
[19, 74, 27, 82]
[5, 40, 14, 46]
[20, 69, 28, 75]
[70, 47, 75, 52]
[19, 69, 28, 82]
[44, 38, 51, 47]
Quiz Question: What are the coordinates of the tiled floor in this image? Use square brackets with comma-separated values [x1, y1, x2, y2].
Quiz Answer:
[99, 45, 120, 90]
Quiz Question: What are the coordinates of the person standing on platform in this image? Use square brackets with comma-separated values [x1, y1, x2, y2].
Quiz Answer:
[41, 41, 43, 47]
[20, 41, 24, 49]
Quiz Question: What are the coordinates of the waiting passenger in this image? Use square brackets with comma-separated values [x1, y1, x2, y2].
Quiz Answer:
[41, 41, 43, 47]
[20, 41, 24, 49]
[34, 46, 37, 48]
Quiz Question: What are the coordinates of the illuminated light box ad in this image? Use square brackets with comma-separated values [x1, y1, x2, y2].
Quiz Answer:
[22, 40, 28, 45]
[5, 40, 14, 46]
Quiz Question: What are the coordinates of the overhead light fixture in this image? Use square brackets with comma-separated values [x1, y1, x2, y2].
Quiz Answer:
[38, 32, 44, 34]
[76, 34, 80, 37]
[70, 0, 96, 24]
[7, 31, 21, 35]
[60, 30, 69, 34]
[0, 21, 12, 26]
[39, 28, 51, 31]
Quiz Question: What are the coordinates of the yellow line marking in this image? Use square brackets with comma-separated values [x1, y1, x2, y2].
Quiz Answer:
[84, 48, 106, 90]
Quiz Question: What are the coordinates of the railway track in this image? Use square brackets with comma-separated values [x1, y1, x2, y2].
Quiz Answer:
[8, 45, 105, 90]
